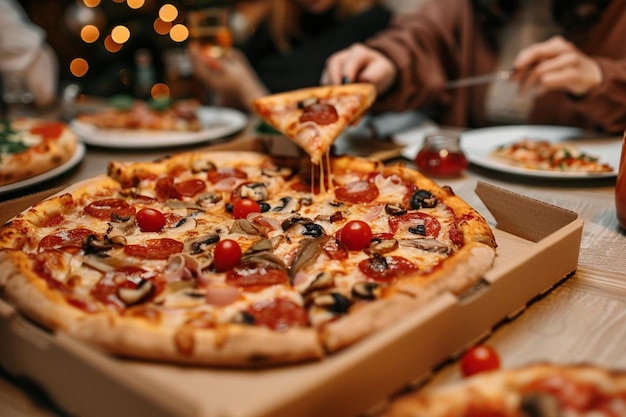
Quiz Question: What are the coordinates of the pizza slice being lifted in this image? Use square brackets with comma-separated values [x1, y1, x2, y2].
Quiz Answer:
[252, 83, 376, 165]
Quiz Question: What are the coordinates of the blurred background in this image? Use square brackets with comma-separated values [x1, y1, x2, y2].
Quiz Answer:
[19, 0, 207, 101]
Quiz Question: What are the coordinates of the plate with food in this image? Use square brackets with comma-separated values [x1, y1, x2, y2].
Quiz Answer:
[71, 99, 247, 149]
[461, 125, 621, 178]
[0, 118, 86, 195]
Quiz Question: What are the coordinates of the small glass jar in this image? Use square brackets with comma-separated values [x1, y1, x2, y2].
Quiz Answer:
[414, 132, 468, 178]
[615, 131, 626, 230]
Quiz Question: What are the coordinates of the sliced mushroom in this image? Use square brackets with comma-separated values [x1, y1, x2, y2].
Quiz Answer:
[281, 215, 313, 231]
[302, 222, 324, 238]
[184, 233, 220, 255]
[399, 238, 451, 254]
[168, 217, 197, 232]
[351, 282, 380, 300]
[191, 158, 216, 173]
[82, 234, 125, 254]
[239, 182, 268, 201]
[310, 292, 351, 313]
[290, 236, 330, 279]
[271, 196, 300, 213]
[106, 216, 136, 238]
[297, 97, 318, 109]
[232, 311, 255, 325]
[368, 238, 398, 254]
[314, 211, 343, 224]
[303, 271, 335, 295]
[241, 238, 286, 269]
[410, 189, 438, 209]
[230, 219, 263, 235]
[196, 191, 222, 206]
[520, 392, 562, 417]
[117, 279, 154, 306]
[165, 200, 205, 211]
[384, 203, 407, 216]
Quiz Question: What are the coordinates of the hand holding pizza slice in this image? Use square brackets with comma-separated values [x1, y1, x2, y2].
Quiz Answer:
[252, 84, 376, 164]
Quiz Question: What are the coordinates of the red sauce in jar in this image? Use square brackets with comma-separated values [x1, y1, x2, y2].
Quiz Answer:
[615, 133, 626, 230]
[414, 133, 467, 178]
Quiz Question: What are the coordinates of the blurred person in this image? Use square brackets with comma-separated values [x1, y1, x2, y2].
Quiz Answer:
[188, 0, 392, 111]
[322, 0, 626, 134]
[0, 0, 59, 110]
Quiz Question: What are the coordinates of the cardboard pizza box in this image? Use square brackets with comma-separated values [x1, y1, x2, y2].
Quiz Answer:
[0, 142, 583, 417]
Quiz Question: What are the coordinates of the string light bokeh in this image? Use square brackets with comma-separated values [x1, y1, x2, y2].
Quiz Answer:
[65, 0, 199, 100]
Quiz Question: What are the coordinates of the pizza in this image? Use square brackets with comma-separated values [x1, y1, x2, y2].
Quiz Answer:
[382, 363, 626, 416]
[0, 118, 79, 186]
[75, 99, 202, 132]
[492, 138, 614, 173]
[0, 147, 496, 367]
[252, 83, 376, 165]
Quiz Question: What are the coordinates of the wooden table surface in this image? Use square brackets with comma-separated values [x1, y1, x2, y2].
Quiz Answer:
[1, 119, 625, 417]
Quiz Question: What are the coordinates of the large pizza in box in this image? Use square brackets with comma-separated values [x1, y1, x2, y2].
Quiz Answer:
[0, 86, 497, 366]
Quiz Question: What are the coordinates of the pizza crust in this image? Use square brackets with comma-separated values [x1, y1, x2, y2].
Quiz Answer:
[322, 242, 496, 352]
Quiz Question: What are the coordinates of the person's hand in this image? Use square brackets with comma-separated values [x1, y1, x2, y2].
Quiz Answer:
[512, 36, 602, 97]
[321, 43, 397, 95]
[187, 42, 268, 109]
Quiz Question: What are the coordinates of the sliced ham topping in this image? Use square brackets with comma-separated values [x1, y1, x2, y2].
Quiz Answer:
[205, 285, 241, 306]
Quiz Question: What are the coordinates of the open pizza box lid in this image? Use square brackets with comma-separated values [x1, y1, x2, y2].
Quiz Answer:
[0, 137, 583, 417]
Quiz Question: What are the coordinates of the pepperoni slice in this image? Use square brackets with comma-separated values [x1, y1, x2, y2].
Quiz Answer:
[226, 261, 289, 289]
[40, 214, 64, 227]
[246, 298, 309, 331]
[38, 228, 99, 251]
[32, 251, 71, 291]
[335, 180, 379, 203]
[155, 176, 181, 201]
[358, 255, 419, 281]
[123, 238, 183, 259]
[174, 179, 206, 197]
[84, 199, 136, 220]
[207, 167, 247, 184]
[388, 212, 441, 238]
[323, 238, 349, 260]
[30, 122, 64, 139]
[299, 103, 338, 125]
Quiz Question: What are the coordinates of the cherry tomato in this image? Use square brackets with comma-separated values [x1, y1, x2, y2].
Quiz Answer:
[213, 239, 242, 272]
[232, 198, 261, 219]
[135, 208, 167, 232]
[460, 344, 501, 377]
[339, 220, 373, 251]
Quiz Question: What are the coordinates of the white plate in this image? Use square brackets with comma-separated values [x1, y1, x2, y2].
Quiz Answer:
[402, 125, 621, 179]
[0, 141, 86, 195]
[70, 106, 247, 149]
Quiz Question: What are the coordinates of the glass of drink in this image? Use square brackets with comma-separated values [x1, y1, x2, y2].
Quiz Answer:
[615, 131, 626, 230]
[187, 7, 232, 59]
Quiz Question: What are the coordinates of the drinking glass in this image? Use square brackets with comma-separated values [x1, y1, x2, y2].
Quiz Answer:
[2, 71, 34, 117]
[187, 7, 232, 59]
[187, 6, 232, 108]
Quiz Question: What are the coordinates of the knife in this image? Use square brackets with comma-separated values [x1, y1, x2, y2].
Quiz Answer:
[446, 69, 514, 89]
